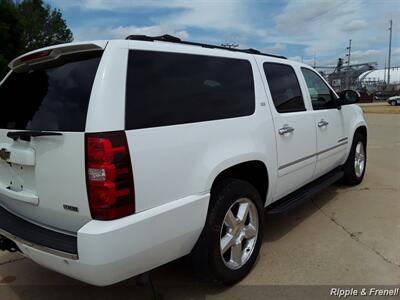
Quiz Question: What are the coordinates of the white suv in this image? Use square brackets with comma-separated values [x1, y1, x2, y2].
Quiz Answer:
[0, 35, 367, 286]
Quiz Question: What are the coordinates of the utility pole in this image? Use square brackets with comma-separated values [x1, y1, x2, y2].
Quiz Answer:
[384, 61, 386, 84]
[387, 20, 392, 85]
[345, 39, 352, 89]
[313, 51, 316, 68]
[346, 39, 352, 67]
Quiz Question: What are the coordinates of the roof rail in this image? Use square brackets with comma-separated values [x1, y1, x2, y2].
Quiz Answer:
[125, 34, 287, 59]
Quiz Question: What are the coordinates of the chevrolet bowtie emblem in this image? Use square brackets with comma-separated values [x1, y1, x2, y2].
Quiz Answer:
[0, 148, 11, 161]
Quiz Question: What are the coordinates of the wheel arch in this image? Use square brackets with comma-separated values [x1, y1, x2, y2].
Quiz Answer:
[208, 160, 269, 207]
[354, 125, 367, 142]
[345, 123, 368, 162]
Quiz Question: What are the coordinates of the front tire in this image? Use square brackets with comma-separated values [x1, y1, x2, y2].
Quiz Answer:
[390, 100, 397, 106]
[342, 133, 366, 185]
[192, 179, 264, 285]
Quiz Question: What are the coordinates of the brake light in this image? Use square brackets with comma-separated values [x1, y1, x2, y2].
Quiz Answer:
[85, 131, 135, 220]
[20, 50, 52, 62]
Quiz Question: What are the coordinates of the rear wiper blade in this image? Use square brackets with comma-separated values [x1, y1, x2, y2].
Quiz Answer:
[7, 131, 63, 142]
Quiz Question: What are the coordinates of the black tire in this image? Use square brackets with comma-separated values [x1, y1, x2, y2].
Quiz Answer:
[390, 101, 397, 106]
[342, 133, 366, 185]
[191, 179, 264, 285]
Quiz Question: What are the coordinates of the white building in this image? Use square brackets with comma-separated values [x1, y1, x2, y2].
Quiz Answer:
[359, 67, 400, 85]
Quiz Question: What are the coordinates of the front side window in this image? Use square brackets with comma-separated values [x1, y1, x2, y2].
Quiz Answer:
[263, 63, 306, 113]
[301, 68, 337, 110]
[125, 50, 255, 130]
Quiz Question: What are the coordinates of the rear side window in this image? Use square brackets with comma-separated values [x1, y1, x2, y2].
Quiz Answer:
[125, 50, 255, 130]
[263, 63, 306, 113]
[0, 51, 102, 132]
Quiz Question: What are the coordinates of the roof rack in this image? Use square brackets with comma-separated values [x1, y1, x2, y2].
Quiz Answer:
[125, 34, 287, 60]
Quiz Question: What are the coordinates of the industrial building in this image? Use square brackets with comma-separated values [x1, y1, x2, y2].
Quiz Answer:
[358, 67, 400, 92]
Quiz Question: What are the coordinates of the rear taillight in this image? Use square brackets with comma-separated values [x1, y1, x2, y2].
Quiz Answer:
[85, 131, 135, 220]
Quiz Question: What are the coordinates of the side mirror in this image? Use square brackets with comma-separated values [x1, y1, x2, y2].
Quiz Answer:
[338, 90, 360, 105]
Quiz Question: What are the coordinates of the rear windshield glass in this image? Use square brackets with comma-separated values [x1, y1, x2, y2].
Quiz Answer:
[0, 51, 102, 132]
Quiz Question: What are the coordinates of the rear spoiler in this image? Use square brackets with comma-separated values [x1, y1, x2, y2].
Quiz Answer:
[9, 42, 107, 72]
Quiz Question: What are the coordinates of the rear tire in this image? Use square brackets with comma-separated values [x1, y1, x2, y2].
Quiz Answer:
[342, 133, 366, 185]
[390, 100, 397, 106]
[192, 179, 264, 285]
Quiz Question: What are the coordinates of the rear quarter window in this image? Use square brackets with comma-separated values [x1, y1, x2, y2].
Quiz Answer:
[125, 50, 255, 130]
[0, 51, 102, 132]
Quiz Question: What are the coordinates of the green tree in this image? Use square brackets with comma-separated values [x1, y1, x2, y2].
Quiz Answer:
[0, 0, 23, 78]
[0, 0, 73, 77]
[18, 0, 73, 52]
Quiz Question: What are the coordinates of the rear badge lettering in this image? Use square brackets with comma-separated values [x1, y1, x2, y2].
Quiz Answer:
[0, 148, 11, 161]
[63, 204, 79, 212]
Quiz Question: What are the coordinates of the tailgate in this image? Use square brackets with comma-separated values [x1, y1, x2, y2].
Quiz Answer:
[0, 47, 104, 233]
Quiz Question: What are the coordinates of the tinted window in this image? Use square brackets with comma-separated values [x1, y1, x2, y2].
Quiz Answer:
[125, 51, 255, 129]
[0, 51, 102, 131]
[263, 63, 305, 113]
[301, 68, 337, 110]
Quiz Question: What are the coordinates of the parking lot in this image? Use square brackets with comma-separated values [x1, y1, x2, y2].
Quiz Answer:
[0, 111, 399, 299]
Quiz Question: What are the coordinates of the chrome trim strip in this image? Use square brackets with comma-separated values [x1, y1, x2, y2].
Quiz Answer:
[278, 153, 316, 170]
[0, 228, 78, 260]
[278, 141, 348, 170]
[317, 141, 348, 155]
[337, 137, 348, 143]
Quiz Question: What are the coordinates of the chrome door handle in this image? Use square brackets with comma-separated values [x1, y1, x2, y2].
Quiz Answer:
[279, 125, 295, 135]
[318, 119, 329, 127]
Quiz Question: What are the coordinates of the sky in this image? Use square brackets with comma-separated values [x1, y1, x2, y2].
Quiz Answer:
[46, 0, 400, 68]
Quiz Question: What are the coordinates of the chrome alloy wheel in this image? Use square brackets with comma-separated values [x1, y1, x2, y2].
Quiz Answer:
[220, 198, 259, 270]
[354, 141, 365, 178]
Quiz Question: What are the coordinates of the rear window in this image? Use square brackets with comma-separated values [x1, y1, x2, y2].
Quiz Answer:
[125, 50, 255, 130]
[0, 51, 102, 132]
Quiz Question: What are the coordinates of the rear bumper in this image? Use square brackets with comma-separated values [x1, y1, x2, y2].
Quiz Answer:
[4, 194, 209, 286]
[0, 205, 77, 259]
